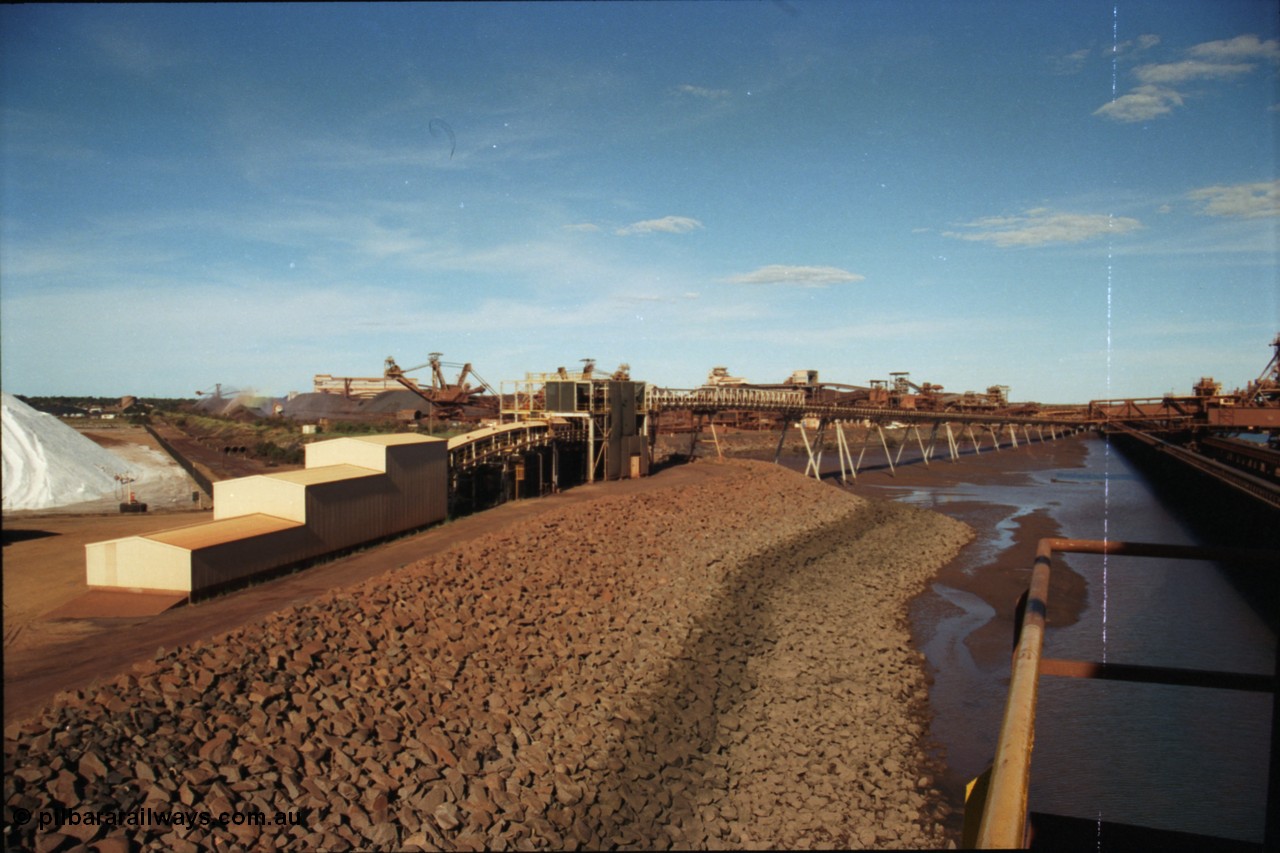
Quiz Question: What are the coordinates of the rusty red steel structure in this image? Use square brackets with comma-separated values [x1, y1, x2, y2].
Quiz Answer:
[1089, 334, 1280, 432]
[648, 386, 1087, 428]
[1083, 336, 1280, 511]
[383, 353, 500, 418]
[1106, 421, 1280, 510]
[968, 537, 1280, 850]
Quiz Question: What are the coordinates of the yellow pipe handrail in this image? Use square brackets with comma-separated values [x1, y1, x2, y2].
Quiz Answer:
[971, 538, 1279, 849]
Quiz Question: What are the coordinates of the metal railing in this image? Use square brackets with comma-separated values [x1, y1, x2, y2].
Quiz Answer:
[446, 420, 553, 471]
[1104, 424, 1280, 511]
[648, 386, 806, 413]
[968, 538, 1279, 849]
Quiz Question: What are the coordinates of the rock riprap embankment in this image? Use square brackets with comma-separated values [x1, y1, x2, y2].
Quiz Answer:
[5, 460, 973, 851]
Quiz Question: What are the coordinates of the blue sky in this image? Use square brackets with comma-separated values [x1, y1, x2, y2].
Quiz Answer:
[2, 1, 1277, 403]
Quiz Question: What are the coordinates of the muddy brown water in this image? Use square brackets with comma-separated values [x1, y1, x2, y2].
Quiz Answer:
[772, 432, 1275, 845]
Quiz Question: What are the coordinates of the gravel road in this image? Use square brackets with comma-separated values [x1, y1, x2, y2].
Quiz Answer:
[4, 459, 972, 850]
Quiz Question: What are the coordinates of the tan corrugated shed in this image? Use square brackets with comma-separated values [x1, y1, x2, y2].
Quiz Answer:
[86, 514, 308, 594]
[86, 433, 448, 596]
[214, 465, 383, 524]
[145, 513, 302, 549]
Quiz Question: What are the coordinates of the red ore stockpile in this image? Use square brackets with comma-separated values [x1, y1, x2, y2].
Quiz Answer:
[4, 460, 973, 850]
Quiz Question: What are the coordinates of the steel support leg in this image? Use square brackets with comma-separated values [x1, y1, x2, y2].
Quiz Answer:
[966, 423, 982, 455]
[800, 424, 818, 479]
[925, 422, 942, 464]
[835, 421, 858, 483]
[856, 425, 876, 473]
[588, 417, 596, 483]
[914, 423, 931, 468]
[774, 419, 790, 465]
[814, 419, 828, 476]
[879, 424, 897, 477]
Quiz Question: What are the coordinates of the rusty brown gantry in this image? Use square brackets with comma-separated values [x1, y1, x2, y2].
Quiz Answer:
[383, 353, 500, 420]
[1087, 334, 1280, 510]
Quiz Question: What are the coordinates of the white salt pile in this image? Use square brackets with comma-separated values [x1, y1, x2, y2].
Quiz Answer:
[2, 393, 125, 510]
[2, 393, 190, 512]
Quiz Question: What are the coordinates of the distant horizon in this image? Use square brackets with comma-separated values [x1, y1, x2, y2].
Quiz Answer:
[3, 3, 1276, 402]
[8, 342, 1271, 411]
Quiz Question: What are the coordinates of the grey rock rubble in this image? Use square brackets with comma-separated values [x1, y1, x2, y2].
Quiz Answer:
[4, 459, 973, 850]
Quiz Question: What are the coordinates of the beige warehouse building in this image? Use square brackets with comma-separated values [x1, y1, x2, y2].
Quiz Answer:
[86, 433, 447, 596]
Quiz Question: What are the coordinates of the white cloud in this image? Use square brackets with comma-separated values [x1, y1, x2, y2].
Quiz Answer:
[562, 222, 602, 233]
[943, 209, 1142, 247]
[1051, 48, 1091, 75]
[674, 84, 731, 100]
[1188, 34, 1280, 62]
[1094, 85, 1184, 122]
[1113, 34, 1162, 56]
[615, 216, 704, 236]
[722, 265, 865, 287]
[1096, 33, 1277, 123]
[1134, 60, 1255, 85]
[1188, 180, 1280, 219]
[91, 23, 188, 76]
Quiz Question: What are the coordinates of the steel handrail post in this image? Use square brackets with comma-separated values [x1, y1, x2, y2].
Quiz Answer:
[975, 537, 1277, 848]
[976, 537, 1056, 848]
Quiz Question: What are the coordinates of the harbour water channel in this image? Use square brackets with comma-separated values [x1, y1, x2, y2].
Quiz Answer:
[787, 431, 1275, 843]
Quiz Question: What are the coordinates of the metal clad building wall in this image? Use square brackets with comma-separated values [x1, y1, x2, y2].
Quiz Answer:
[545, 381, 573, 412]
[86, 538, 191, 592]
[303, 475, 400, 553]
[213, 475, 310, 523]
[623, 434, 649, 478]
[306, 434, 447, 534]
[605, 381, 645, 479]
[382, 439, 448, 531]
[306, 436, 390, 472]
[188, 526, 317, 593]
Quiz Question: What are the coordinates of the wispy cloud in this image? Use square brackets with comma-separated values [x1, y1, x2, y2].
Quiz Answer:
[1052, 47, 1092, 75]
[90, 21, 189, 76]
[1134, 60, 1256, 85]
[674, 84, 731, 100]
[943, 209, 1142, 247]
[1053, 34, 1158, 75]
[562, 222, 602, 233]
[615, 216, 704, 236]
[1096, 32, 1279, 122]
[1093, 85, 1184, 122]
[722, 265, 864, 287]
[1188, 180, 1280, 219]
[1188, 34, 1280, 61]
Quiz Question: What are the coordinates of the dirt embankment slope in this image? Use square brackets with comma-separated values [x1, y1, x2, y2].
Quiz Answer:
[5, 460, 972, 851]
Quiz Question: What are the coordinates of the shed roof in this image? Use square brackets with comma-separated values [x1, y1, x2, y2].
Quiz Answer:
[143, 513, 302, 550]
[448, 420, 548, 450]
[264, 463, 382, 485]
[333, 433, 443, 447]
